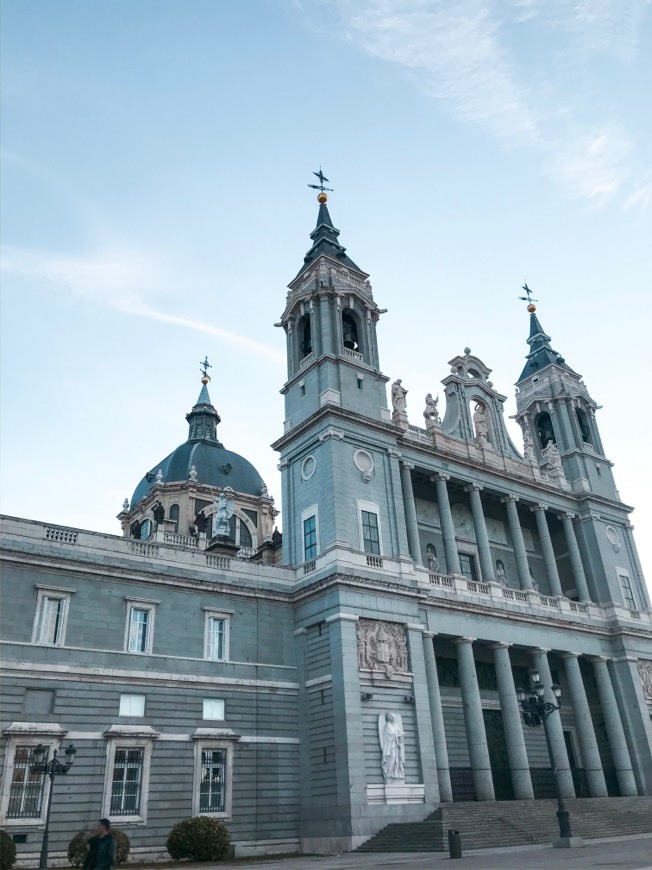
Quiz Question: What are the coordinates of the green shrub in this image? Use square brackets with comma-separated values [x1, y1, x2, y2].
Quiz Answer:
[166, 816, 230, 862]
[67, 829, 131, 867]
[0, 830, 16, 870]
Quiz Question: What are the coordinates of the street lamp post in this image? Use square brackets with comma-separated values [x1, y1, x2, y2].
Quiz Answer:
[516, 673, 574, 841]
[30, 743, 77, 870]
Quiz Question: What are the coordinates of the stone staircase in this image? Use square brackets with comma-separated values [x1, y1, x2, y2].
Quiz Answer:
[355, 797, 652, 852]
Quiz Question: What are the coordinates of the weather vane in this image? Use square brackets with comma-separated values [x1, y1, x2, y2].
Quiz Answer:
[200, 356, 212, 381]
[519, 282, 539, 305]
[308, 167, 333, 194]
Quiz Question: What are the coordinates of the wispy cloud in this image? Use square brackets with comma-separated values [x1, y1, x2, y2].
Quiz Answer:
[0, 245, 285, 364]
[305, 0, 650, 209]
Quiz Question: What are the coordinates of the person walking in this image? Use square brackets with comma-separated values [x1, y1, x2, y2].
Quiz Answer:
[84, 819, 116, 870]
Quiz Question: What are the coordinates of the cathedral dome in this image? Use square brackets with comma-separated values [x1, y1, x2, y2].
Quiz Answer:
[130, 380, 267, 507]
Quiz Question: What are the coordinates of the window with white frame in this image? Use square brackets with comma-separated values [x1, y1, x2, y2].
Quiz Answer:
[119, 694, 146, 717]
[618, 572, 636, 610]
[0, 732, 64, 825]
[5, 745, 47, 820]
[109, 747, 144, 816]
[204, 609, 232, 661]
[32, 586, 75, 646]
[203, 699, 225, 720]
[124, 598, 158, 654]
[191, 739, 236, 818]
[102, 730, 155, 823]
[301, 504, 319, 562]
[357, 501, 382, 555]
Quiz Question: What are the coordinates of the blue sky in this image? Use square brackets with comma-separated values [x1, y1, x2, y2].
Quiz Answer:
[1, 0, 651, 589]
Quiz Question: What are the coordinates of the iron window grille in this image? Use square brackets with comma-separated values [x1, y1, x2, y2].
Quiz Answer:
[7, 746, 47, 819]
[199, 749, 226, 813]
[110, 748, 143, 816]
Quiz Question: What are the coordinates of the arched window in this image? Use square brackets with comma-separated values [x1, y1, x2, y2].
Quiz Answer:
[576, 408, 592, 444]
[341, 309, 362, 355]
[298, 314, 312, 359]
[140, 519, 152, 540]
[169, 504, 179, 522]
[535, 411, 556, 449]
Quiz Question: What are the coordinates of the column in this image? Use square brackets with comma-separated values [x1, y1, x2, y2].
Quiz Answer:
[590, 657, 637, 795]
[608, 656, 652, 794]
[466, 484, 495, 582]
[423, 632, 452, 801]
[531, 505, 563, 596]
[433, 473, 461, 574]
[455, 637, 494, 800]
[400, 462, 422, 564]
[309, 298, 320, 357]
[491, 643, 534, 799]
[559, 513, 591, 602]
[531, 649, 575, 798]
[561, 654, 607, 796]
[319, 292, 332, 355]
[407, 625, 440, 806]
[502, 496, 533, 590]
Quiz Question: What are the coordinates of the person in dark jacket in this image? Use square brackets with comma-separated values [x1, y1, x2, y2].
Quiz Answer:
[84, 819, 116, 870]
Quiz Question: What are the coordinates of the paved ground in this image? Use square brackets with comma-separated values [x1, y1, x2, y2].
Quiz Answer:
[201, 833, 652, 870]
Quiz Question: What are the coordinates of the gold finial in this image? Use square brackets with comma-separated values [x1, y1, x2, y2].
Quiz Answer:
[317, 192, 328, 203]
[527, 303, 537, 313]
[201, 375, 209, 384]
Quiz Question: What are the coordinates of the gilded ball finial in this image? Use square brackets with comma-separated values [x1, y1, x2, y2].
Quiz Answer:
[201, 375, 209, 384]
[527, 303, 537, 313]
[317, 192, 328, 204]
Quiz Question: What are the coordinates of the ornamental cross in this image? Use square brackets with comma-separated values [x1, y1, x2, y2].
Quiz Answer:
[308, 167, 333, 193]
[519, 282, 539, 304]
[200, 356, 212, 379]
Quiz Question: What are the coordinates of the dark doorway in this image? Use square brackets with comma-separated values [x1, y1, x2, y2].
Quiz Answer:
[483, 709, 514, 800]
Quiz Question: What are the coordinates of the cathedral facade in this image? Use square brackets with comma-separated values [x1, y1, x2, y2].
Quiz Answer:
[2, 196, 652, 861]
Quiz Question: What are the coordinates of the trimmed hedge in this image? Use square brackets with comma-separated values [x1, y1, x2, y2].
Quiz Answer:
[166, 816, 230, 861]
[0, 830, 16, 870]
[67, 829, 130, 867]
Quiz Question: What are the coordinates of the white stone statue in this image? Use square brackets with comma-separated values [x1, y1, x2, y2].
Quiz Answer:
[423, 393, 441, 428]
[379, 712, 405, 781]
[522, 426, 535, 462]
[473, 402, 489, 444]
[426, 546, 439, 573]
[391, 379, 408, 413]
[496, 560, 507, 585]
[214, 487, 235, 537]
[544, 440, 562, 471]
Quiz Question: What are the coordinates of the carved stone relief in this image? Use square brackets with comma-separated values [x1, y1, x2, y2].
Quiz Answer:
[357, 619, 408, 678]
[451, 504, 475, 540]
[486, 518, 507, 545]
[416, 499, 440, 527]
[637, 660, 652, 701]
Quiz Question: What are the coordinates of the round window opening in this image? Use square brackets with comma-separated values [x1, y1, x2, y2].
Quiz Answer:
[301, 455, 316, 480]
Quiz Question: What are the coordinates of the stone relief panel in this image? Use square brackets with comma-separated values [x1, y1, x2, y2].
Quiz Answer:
[451, 504, 475, 540]
[416, 499, 440, 527]
[486, 518, 507, 544]
[357, 619, 408, 678]
[637, 660, 652, 701]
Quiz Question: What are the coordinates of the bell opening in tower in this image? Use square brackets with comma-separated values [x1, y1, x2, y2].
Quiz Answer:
[535, 411, 556, 449]
[576, 408, 592, 444]
[299, 314, 312, 358]
[342, 310, 360, 353]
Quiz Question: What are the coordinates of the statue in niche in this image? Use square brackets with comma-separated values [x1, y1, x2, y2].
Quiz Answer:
[426, 544, 440, 573]
[473, 402, 489, 445]
[423, 393, 441, 428]
[379, 712, 405, 782]
[495, 560, 507, 585]
[357, 619, 408, 678]
[522, 426, 535, 462]
[637, 660, 652, 701]
[544, 440, 562, 470]
[152, 501, 165, 525]
[214, 487, 235, 537]
[391, 379, 408, 413]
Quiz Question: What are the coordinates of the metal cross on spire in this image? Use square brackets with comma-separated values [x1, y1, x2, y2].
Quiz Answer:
[199, 356, 212, 380]
[308, 167, 333, 194]
[519, 282, 539, 304]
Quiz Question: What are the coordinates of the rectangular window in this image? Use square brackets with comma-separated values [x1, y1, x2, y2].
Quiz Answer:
[32, 587, 75, 646]
[459, 552, 478, 581]
[361, 510, 380, 555]
[619, 574, 636, 610]
[203, 699, 225, 720]
[6, 746, 46, 820]
[199, 749, 226, 813]
[303, 515, 317, 561]
[119, 694, 145, 717]
[124, 599, 158, 654]
[110, 748, 143, 816]
[203, 610, 231, 661]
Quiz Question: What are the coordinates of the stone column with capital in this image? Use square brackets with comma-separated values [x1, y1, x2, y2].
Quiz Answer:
[590, 657, 638, 796]
[559, 514, 591, 602]
[400, 461, 422, 564]
[434, 474, 461, 575]
[531, 649, 575, 798]
[531, 505, 563, 596]
[455, 638, 495, 800]
[561, 654, 607, 796]
[319, 292, 333, 355]
[467, 485, 495, 582]
[491, 643, 534, 799]
[607, 655, 652, 794]
[423, 632, 453, 801]
[502, 496, 533, 590]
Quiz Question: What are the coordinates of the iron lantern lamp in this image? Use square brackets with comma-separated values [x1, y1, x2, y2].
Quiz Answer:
[30, 743, 77, 870]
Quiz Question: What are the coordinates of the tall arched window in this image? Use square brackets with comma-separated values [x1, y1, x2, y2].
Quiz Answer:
[298, 314, 312, 358]
[576, 408, 592, 444]
[341, 309, 361, 355]
[535, 411, 556, 449]
[169, 504, 179, 530]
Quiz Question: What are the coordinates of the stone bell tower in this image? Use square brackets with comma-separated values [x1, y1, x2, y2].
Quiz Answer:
[273, 185, 411, 567]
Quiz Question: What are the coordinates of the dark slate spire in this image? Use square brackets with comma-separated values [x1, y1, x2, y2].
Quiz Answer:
[295, 196, 365, 278]
[518, 306, 577, 381]
[186, 378, 222, 445]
